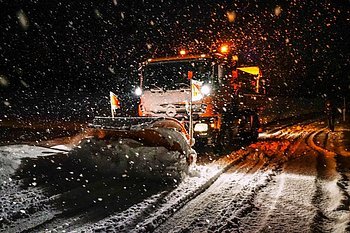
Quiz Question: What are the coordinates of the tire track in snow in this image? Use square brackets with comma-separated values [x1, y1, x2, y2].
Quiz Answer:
[238, 132, 316, 233]
[327, 127, 350, 231]
[262, 118, 319, 138]
[206, 163, 276, 233]
[155, 158, 264, 233]
[334, 155, 350, 210]
[73, 150, 251, 233]
[153, 141, 293, 233]
[309, 130, 330, 233]
[134, 153, 254, 233]
[0, 147, 67, 233]
[0, 185, 60, 233]
[334, 154, 350, 232]
[25, 174, 173, 233]
[208, 135, 304, 233]
[309, 129, 350, 233]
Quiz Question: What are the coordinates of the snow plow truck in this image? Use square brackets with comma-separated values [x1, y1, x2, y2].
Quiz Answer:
[89, 44, 264, 170]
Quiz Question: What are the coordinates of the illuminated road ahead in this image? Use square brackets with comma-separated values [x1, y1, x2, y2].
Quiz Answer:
[0, 119, 349, 233]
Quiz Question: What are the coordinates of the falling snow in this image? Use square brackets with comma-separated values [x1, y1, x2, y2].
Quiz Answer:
[0, 1, 349, 232]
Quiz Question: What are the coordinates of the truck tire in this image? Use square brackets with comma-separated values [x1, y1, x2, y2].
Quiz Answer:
[249, 113, 259, 142]
[236, 111, 259, 142]
[214, 121, 236, 154]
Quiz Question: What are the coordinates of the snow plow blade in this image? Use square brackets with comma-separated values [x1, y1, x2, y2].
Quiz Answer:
[87, 117, 191, 158]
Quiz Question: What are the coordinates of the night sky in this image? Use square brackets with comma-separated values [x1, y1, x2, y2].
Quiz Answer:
[1, 0, 349, 120]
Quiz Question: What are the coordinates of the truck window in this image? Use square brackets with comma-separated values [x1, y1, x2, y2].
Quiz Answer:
[143, 60, 212, 90]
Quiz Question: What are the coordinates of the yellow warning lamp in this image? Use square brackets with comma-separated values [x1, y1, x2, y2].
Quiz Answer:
[179, 49, 186, 56]
[232, 55, 239, 61]
[219, 44, 230, 54]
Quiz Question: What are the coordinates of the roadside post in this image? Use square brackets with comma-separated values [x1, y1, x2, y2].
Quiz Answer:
[188, 71, 194, 147]
[343, 97, 346, 122]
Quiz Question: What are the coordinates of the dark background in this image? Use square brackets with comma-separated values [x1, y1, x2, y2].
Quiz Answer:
[1, 0, 349, 122]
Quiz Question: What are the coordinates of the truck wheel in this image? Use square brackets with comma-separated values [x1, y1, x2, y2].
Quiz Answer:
[250, 113, 259, 142]
[238, 111, 259, 142]
[214, 126, 234, 154]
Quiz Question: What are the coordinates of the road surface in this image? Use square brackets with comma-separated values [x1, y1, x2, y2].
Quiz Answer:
[0, 118, 349, 232]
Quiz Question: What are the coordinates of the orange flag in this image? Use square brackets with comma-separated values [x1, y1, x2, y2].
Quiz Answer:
[110, 91, 120, 117]
[110, 91, 120, 109]
[191, 80, 203, 101]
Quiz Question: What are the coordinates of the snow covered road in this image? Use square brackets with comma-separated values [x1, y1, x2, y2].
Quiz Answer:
[0, 119, 349, 232]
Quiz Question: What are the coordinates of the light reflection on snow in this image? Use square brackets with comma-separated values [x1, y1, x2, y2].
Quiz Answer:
[188, 164, 221, 180]
[258, 131, 281, 139]
[282, 173, 314, 181]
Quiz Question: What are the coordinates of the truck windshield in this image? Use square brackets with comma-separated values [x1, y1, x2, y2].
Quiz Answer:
[143, 60, 212, 90]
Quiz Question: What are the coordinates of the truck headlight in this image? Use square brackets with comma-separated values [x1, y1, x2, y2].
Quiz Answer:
[135, 87, 142, 96]
[200, 84, 211, 95]
[194, 123, 208, 132]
